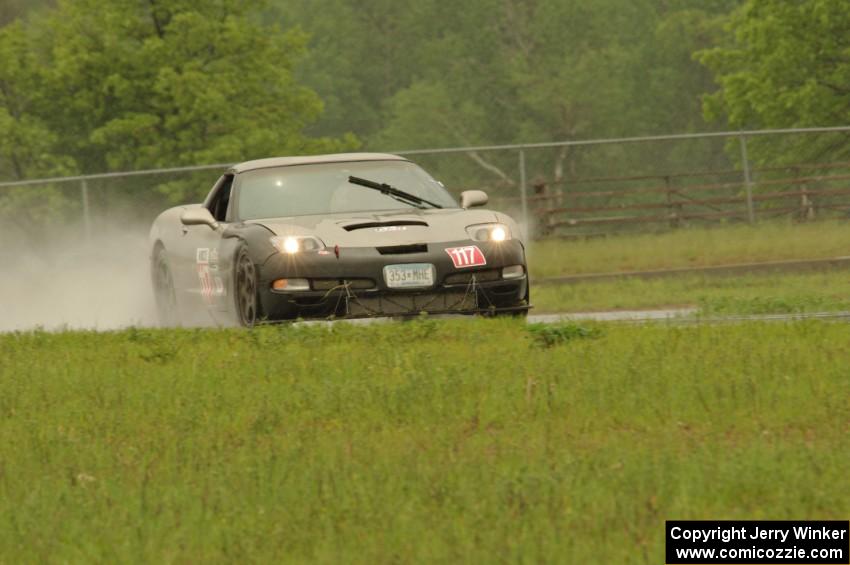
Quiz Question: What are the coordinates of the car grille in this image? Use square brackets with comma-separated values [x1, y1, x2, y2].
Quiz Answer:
[347, 291, 477, 316]
[311, 278, 376, 291]
[443, 269, 501, 285]
[376, 244, 428, 255]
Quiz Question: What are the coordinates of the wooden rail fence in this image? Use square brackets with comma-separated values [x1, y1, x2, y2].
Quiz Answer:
[490, 161, 850, 236]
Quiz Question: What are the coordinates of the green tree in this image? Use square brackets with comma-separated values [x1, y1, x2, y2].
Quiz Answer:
[699, 0, 850, 162]
[0, 23, 73, 180]
[0, 22, 76, 234]
[367, 0, 741, 189]
[646, 0, 741, 134]
[268, 0, 440, 141]
[0, 0, 353, 204]
[0, 0, 54, 27]
[43, 1, 352, 187]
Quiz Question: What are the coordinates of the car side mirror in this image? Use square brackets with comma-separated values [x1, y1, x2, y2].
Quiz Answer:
[460, 190, 488, 208]
[181, 208, 220, 230]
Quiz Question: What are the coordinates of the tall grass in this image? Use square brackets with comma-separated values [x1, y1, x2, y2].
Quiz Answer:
[533, 269, 850, 313]
[529, 220, 850, 278]
[1, 320, 847, 562]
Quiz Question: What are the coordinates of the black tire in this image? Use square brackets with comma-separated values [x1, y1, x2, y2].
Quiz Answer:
[508, 308, 529, 319]
[516, 285, 531, 318]
[493, 307, 529, 319]
[152, 246, 179, 327]
[234, 247, 261, 327]
[493, 284, 530, 318]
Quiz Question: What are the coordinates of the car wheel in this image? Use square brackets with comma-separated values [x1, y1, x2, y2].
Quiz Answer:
[235, 248, 261, 327]
[153, 246, 179, 327]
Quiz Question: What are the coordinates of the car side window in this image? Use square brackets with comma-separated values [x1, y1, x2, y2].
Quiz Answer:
[207, 175, 234, 222]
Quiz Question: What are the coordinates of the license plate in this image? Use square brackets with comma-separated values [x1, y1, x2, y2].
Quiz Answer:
[383, 263, 435, 288]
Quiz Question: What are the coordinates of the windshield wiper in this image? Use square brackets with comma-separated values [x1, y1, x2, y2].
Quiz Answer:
[348, 176, 443, 209]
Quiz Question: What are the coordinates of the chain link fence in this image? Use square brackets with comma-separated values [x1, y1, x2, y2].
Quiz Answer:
[2, 126, 850, 247]
[398, 126, 850, 238]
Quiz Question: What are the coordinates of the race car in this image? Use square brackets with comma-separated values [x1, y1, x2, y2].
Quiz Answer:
[149, 153, 530, 327]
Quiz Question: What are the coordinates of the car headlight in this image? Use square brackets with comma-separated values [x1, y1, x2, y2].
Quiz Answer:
[466, 223, 511, 242]
[270, 236, 323, 254]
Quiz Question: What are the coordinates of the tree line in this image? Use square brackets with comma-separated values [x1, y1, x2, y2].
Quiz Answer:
[1, 0, 848, 199]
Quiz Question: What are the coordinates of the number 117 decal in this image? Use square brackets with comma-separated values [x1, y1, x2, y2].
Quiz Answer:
[445, 246, 487, 268]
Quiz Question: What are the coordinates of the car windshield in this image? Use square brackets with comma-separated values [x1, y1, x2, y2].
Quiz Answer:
[235, 160, 458, 220]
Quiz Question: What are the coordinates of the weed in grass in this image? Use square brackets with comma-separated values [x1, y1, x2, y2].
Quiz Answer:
[138, 342, 179, 364]
[697, 294, 843, 315]
[526, 322, 603, 348]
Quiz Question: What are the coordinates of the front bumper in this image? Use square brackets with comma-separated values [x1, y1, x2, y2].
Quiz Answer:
[256, 239, 529, 320]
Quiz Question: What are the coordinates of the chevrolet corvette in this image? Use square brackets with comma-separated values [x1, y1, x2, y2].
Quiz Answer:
[149, 153, 530, 327]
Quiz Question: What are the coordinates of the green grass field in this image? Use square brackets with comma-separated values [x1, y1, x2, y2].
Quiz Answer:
[1, 319, 847, 563]
[528, 220, 850, 278]
[532, 270, 850, 314]
[528, 221, 850, 314]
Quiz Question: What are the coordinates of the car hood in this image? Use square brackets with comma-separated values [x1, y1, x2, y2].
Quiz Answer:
[246, 208, 503, 247]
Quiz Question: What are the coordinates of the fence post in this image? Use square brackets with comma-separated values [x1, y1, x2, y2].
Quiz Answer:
[794, 166, 814, 221]
[80, 179, 92, 241]
[664, 175, 680, 229]
[738, 134, 756, 224]
[532, 178, 554, 237]
[518, 149, 529, 239]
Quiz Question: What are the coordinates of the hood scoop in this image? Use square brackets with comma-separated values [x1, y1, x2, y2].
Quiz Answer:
[343, 220, 428, 231]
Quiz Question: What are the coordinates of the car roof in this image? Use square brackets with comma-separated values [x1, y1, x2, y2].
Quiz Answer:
[229, 153, 409, 174]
